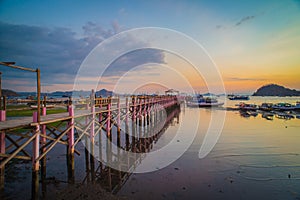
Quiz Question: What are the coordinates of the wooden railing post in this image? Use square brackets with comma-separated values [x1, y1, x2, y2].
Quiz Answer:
[0, 96, 6, 122]
[106, 102, 111, 138]
[90, 89, 95, 144]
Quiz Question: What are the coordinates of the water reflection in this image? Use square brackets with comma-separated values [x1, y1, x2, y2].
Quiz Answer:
[80, 106, 181, 193]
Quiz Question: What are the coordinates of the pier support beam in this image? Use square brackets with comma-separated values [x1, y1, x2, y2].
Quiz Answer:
[41, 106, 47, 192]
[0, 115, 5, 190]
[67, 106, 75, 183]
[32, 111, 40, 200]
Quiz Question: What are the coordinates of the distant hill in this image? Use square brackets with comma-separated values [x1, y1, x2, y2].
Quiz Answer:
[2, 89, 18, 97]
[253, 84, 300, 96]
[13, 89, 114, 98]
[50, 89, 114, 97]
[95, 89, 113, 97]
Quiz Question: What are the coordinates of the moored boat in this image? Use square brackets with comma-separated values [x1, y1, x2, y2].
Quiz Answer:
[259, 103, 273, 111]
[187, 94, 224, 107]
[238, 102, 258, 111]
[228, 94, 249, 100]
[262, 112, 274, 120]
[272, 103, 294, 111]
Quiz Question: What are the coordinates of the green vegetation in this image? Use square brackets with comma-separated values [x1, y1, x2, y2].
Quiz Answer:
[6, 106, 67, 117]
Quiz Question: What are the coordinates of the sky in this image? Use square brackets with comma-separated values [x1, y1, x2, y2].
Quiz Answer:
[0, 0, 300, 94]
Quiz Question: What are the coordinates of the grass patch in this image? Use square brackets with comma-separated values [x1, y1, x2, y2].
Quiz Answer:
[7, 108, 67, 117]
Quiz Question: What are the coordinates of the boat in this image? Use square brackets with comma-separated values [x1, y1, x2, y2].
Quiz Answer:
[248, 110, 258, 117]
[262, 112, 274, 120]
[272, 103, 295, 111]
[259, 103, 273, 111]
[239, 110, 250, 118]
[295, 102, 300, 110]
[186, 94, 224, 107]
[275, 112, 295, 120]
[228, 94, 249, 100]
[238, 102, 258, 111]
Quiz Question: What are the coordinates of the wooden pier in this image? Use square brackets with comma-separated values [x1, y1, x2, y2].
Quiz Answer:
[0, 93, 180, 198]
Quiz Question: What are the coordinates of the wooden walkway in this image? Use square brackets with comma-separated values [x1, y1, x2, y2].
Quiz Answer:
[0, 95, 181, 198]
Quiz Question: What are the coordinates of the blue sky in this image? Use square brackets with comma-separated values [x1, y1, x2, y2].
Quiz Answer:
[0, 0, 300, 93]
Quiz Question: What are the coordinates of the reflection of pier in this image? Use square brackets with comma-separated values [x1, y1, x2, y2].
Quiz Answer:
[82, 106, 180, 193]
[0, 91, 180, 198]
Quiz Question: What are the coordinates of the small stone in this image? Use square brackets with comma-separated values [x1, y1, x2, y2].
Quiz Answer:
[174, 167, 179, 170]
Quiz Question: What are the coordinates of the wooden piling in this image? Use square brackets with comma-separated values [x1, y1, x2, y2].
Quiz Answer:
[32, 111, 40, 200]
[0, 128, 4, 190]
[41, 106, 47, 180]
[67, 106, 75, 183]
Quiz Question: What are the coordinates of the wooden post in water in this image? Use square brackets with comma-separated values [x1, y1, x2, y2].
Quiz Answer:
[0, 110, 5, 190]
[0, 72, 2, 110]
[32, 111, 40, 200]
[41, 103, 47, 181]
[90, 90, 95, 183]
[67, 105, 75, 183]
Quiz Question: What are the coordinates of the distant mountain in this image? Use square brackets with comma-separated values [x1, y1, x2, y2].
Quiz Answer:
[253, 84, 300, 96]
[49, 89, 114, 98]
[95, 89, 113, 97]
[2, 89, 18, 97]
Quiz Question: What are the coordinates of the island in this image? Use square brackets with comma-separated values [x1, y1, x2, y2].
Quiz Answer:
[253, 84, 300, 96]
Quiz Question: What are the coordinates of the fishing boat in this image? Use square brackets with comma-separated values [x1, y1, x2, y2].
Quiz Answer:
[259, 103, 273, 111]
[239, 110, 250, 118]
[228, 94, 249, 100]
[186, 94, 224, 107]
[272, 103, 294, 111]
[238, 102, 258, 111]
[262, 112, 274, 120]
[275, 112, 295, 120]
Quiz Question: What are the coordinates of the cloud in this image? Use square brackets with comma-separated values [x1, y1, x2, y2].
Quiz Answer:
[226, 77, 267, 81]
[0, 21, 165, 91]
[103, 49, 165, 77]
[235, 15, 255, 26]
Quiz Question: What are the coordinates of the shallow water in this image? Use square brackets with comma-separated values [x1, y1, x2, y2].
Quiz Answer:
[117, 102, 300, 200]
[1, 97, 300, 199]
